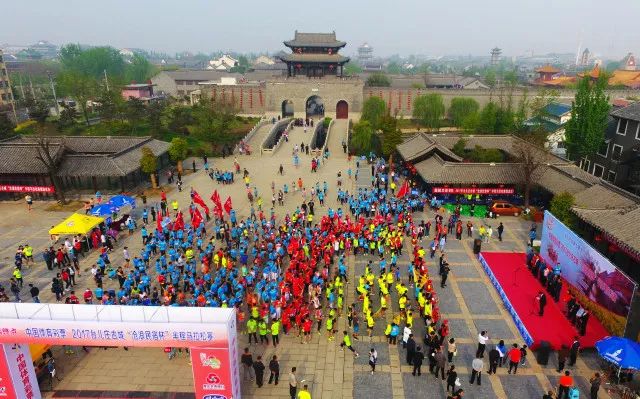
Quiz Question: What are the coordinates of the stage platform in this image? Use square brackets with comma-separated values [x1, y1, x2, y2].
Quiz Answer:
[478, 252, 608, 350]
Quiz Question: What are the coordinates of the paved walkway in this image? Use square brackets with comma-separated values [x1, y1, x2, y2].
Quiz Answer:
[0, 140, 609, 399]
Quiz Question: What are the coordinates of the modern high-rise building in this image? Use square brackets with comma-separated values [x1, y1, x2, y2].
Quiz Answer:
[0, 50, 16, 119]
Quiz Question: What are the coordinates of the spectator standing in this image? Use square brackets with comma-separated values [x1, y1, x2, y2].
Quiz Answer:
[253, 356, 265, 387]
[507, 344, 521, 374]
[470, 356, 483, 386]
[558, 371, 574, 399]
[289, 367, 298, 399]
[268, 355, 280, 385]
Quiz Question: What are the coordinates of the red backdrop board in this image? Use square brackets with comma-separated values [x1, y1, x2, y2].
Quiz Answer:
[0, 348, 18, 399]
[0, 343, 40, 399]
[190, 347, 236, 399]
[432, 187, 514, 195]
[0, 185, 55, 193]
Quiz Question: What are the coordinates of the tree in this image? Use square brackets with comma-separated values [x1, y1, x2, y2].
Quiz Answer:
[139, 146, 158, 188]
[168, 137, 188, 174]
[96, 86, 126, 122]
[550, 192, 576, 228]
[564, 75, 611, 160]
[27, 98, 50, 124]
[413, 94, 445, 130]
[229, 56, 250, 74]
[350, 120, 376, 155]
[386, 62, 403, 74]
[343, 62, 363, 75]
[512, 134, 548, 208]
[379, 112, 402, 157]
[56, 103, 78, 130]
[125, 54, 156, 83]
[365, 73, 391, 87]
[0, 113, 15, 139]
[361, 97, 387, 130]
[57, 70, 98, 126]
[513, 88, 529, 133]
[60, 44, 126, 80]
[124, 97, 146, 135]
[35, 135, 66, 204]
[452, 138, 467, 157]
[146, 100, 166, 137]
[475, 102, 499, 133]
[484, 69, 497, 90]
[448, 98, 480, 127]
[162, 105, 194, 135]
[191, 99, 238, 153]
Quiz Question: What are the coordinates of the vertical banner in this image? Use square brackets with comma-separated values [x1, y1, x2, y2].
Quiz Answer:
[0, 344, 41, 399]
[190, 347, 238, 399]
[226, 317, 241, 399]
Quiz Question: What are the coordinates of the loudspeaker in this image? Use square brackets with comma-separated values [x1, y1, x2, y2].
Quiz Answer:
[473, 238, 482, 254]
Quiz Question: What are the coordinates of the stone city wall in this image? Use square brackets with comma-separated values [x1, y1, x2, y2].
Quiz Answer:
[363, 87, 639, 117]
[265, 77, 364, 118]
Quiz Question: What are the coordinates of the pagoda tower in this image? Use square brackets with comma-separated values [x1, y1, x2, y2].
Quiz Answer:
[279, 31, 350, 77]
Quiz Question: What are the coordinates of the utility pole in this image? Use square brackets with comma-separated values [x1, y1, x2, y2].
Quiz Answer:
[47, 71, 60, 117]
[28, 76, 35, 99]
[104, 69, 110, 91]
[18, 73, 25, 99]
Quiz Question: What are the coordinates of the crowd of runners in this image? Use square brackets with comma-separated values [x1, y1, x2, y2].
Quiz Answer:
[4, 156, 545, 399]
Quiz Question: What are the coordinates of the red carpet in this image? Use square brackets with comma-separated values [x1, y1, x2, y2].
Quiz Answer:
[480, 252, 609, 350]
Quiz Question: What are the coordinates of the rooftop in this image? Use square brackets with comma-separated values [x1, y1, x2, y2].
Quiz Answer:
[610, 102, 640, 122]
[536, 65, 561, 74]
[398, 132, 640, 255]
[284, 31, 346, 48]
[0, 136, 169, 177]
[544, 102, 572, 117]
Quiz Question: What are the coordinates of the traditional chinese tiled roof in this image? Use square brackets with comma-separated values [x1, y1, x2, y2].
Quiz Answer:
[536, 65, 561, 74]
[0, 135, 169, 177]
[284, 32, 346, 48]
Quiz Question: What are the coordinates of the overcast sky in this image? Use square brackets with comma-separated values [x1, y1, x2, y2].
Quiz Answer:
[3, 0, 639, 58]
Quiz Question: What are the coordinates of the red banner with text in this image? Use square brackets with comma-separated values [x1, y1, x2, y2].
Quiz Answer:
[432, 187, 514, 195]
[0, 185, 55, 193]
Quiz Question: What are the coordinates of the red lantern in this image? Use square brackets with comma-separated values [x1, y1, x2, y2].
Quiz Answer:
[328, 48, 333, 55]
[329, 64, 334, 70]
[296, 64, 302, 69]
[594, 234, 603, 242]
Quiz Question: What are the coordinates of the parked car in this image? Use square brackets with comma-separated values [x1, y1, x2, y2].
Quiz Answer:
[489, 201, 522, 216]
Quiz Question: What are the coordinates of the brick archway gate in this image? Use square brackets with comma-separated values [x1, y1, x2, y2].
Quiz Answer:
[336, 100, 348, 119]
[0, 303, 240, 399]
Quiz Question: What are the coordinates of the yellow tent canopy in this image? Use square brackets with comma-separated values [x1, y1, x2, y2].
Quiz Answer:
[48, 213, 105, 236]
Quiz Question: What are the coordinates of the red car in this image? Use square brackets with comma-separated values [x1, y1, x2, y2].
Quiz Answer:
[489, 201, 522, 216]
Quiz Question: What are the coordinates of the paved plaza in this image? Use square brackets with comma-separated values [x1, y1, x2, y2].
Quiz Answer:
[0, 121, 611, 398]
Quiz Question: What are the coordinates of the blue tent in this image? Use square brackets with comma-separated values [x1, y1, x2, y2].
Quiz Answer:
[91, 203, 118, 217]
[595, 336, 640, 370]
[108, 195, 136, 209]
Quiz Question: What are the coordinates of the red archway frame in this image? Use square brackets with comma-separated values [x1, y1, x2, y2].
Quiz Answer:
[0, 304, 240, 399]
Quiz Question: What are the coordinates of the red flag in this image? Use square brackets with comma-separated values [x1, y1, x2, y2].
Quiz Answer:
[192, 190, 210, 216]
[223, 196, 233, 215]
[396, 180, 409, 198]
[156, 214, 162, 232]
[192, 207, 203, 228]
[173, 211, 185, 231]
[210, 190, 222, 209]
